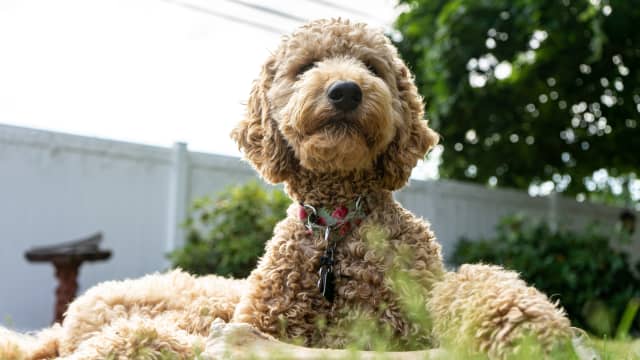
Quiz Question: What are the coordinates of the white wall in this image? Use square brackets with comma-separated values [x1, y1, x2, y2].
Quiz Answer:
[0, 124, 257, 331]
[0, 124, 637, 331]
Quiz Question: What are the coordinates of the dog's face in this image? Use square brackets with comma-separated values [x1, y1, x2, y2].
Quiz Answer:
[232, 19, 438, 191]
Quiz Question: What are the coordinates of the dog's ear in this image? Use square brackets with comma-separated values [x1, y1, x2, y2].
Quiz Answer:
[377, 60, 439, 191]
[231, 56, 297, 184]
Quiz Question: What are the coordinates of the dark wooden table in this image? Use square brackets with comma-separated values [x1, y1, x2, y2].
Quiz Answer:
[25, 233, 111, 324]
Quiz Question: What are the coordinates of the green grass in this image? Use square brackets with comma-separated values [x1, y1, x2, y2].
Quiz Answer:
[590, 338, 640, 360]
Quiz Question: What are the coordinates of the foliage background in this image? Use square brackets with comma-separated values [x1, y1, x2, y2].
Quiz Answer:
[395, 0, 640, 204]
[452, 215, 640, 336]
[168, 182, 290, 278]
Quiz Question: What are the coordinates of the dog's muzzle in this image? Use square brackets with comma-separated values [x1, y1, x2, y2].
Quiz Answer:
[327, 80, 362, 112]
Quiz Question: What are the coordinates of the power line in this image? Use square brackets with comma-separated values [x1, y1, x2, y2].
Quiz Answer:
[304, 0, 385, 23]
[222, 0, 308, 23]
[160, 0, 286, 35]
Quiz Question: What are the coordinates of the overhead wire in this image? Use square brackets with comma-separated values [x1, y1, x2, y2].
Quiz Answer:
[159, 0, 287, 35]
[160, 0, 388, 37]
[303, 0, 385, 23]
[222, 0, 308, 23]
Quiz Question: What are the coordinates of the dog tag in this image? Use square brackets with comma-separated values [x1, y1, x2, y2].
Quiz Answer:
[318, 265, 335, 302]
[317, 227, 336, 302]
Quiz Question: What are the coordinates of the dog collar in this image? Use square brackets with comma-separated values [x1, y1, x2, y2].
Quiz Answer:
[298, 196, 367, 302]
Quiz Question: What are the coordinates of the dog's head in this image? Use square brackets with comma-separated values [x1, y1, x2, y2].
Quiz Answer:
[232, 19, 438, 191]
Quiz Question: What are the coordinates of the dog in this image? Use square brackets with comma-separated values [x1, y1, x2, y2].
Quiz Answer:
[0, 19, 572, 359]
[228, 18, 572, 356]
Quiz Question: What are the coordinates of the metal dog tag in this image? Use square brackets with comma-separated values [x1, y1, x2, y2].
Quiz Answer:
[317, 237, 336, 302]
[318, 265, 335, 302]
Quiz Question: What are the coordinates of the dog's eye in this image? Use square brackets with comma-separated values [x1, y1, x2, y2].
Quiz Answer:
[297, 62, 316, 76]
[365, 62, 381, 77]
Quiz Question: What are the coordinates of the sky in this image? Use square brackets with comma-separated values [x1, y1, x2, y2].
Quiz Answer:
[0, 0, 401, 157]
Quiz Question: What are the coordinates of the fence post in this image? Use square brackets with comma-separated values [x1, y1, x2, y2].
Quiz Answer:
[167, 142, 190, 254]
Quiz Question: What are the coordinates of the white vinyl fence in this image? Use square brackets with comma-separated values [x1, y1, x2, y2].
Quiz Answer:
[0, 123, 638, 331]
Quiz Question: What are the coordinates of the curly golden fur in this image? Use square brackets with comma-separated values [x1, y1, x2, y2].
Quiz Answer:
[0, 19, 571, 359]
[229, 19, 444, 348]
[231, 19, 437, 191]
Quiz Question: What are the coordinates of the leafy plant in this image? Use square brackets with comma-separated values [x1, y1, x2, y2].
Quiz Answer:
[168, 181, 290, 278]
[451, 214, 640, 336]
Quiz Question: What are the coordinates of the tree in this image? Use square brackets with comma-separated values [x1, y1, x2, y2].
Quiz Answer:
[395, 0, 640, 199]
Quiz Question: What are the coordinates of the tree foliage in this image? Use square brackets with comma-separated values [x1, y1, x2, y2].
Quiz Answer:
[395, 0, 640, 196]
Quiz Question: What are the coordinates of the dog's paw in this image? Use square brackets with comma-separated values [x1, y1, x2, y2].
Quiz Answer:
[208, 318, 228, 339]
[201, 318, 274, 359]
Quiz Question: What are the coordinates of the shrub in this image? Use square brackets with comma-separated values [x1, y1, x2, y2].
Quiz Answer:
[451, 215, 640, 336]
[168, 181, 290, 278]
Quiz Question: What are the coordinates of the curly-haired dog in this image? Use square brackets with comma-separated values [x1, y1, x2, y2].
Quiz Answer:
[0, 19, 572, 359]
[227, 18, 572, 356]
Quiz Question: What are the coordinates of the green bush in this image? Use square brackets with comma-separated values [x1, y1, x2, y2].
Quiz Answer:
[168, 181, 290, 278]
[451, 215, 640, 337]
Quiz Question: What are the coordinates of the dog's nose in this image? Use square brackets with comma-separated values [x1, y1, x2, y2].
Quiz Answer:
[327, 81, 362, 111]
